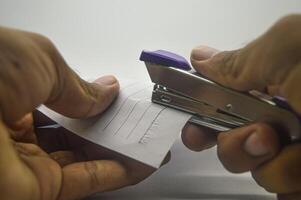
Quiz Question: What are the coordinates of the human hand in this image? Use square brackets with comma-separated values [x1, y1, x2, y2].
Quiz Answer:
[0, 27, 160, 200]
[182, 15, 301, 199]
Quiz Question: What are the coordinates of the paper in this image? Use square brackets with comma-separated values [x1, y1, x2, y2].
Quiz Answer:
[38, 80, 191, 168]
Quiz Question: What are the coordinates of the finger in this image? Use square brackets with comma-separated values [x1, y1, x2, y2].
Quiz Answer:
[11, 126, 37, 144]
[6, 113, 38, 143]
[13, 142, 49, 157]
[267, 85, 281, 96]
[71, 141, 157, 184]
[0, 28, 119, 123]
[217, 123, 280, 173]
[47, 75, 119, 118]
[50, 151, 76, 167]
[252, 144, 301, 194]
[181, 123, 217, 151]
[58, 160, 152, 200]
[7, 113, 33, 131]
[190, 18, 301, 114]
[191, 47, 258, 91]
[190, 45, 219, 61]
[280, 62, 301, 113]
[0, 121, 40, 200]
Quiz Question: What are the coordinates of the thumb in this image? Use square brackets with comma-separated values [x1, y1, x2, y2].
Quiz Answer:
[217, 123, 280, 173]
[190, 46, 263, 91]
[190, 15, 301, 114]
[190, 44, 301, 114]
[0, 28, 120, 122]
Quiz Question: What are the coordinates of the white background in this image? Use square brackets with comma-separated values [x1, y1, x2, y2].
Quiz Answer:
[1, 1, 301, 199]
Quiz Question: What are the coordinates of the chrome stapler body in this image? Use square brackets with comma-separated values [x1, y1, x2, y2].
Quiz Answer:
[140, 50, 301, 142]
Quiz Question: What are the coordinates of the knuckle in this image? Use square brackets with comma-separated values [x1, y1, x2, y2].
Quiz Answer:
[15, 143, 43, 156]
[71, 80, 104, 118]
[27, 32, 65, 79]
[26, 32, 67, 103]
[29, 33, 57, 54]
[84, 161, 106, 190]
[269, 14, 301, 44]
[210, 50, 247, 89]
[215, 50, 239, 78]
[276, 14, 301, 28]
[86, 82, 104, 105]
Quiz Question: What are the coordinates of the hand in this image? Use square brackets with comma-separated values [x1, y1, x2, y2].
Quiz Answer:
[182, 15, 301, 199]
[0, 27, 160, 200]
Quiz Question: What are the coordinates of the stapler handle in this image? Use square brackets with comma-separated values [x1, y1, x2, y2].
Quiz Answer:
[141, 50, 301, 143]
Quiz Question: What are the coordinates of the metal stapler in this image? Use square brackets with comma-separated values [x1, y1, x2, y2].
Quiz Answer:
[140, 50, 301, 143]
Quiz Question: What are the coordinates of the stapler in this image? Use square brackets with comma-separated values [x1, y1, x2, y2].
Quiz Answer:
[140, 50, 301, 143]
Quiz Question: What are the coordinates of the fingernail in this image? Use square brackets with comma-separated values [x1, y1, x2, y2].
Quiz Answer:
[94, 75, 117, 86]
[244, 132, 270, 156]
[191, 46, 217, 61]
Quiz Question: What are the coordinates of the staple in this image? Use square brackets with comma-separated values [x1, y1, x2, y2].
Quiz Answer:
[139, 107, 166, 144]
[103, 86, 151, 131]
[127, 104, 153, 139]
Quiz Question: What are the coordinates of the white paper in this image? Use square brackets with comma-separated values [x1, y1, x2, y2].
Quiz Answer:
[38, 80, 191, 168]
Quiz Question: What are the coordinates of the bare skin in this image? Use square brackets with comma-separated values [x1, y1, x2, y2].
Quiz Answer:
[0, 27, 164, 200]
[182, 15, 301, 199]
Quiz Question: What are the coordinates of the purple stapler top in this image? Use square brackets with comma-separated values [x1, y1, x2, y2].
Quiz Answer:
[139, 50, 191, 71]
